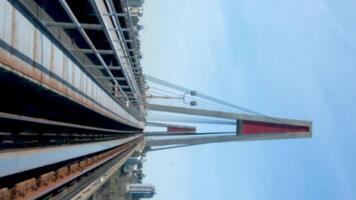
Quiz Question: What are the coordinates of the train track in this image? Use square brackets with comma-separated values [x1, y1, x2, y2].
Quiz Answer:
[0, 135, 143, 200]
[0, 96, 144, 200]
[0, 111, 141, 149]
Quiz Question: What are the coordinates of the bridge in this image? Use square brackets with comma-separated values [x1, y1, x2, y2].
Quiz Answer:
[0, 0, 146, 199]
[0, 0, 312, 199]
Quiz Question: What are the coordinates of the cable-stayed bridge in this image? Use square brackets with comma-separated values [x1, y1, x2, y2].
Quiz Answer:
[0, 0, 311, 199]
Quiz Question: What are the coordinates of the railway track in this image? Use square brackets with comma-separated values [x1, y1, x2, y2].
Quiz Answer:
[0, 135, 143, 200]
[0, 111, 140, 149]
[0, 78, 144, 199]
[0, 1, 147, 199]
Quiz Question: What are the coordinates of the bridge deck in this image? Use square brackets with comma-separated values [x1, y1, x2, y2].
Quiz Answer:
[0, 0, 145, 129]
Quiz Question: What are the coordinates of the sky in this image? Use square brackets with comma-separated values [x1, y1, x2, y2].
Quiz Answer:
[139, 0, 356, 199]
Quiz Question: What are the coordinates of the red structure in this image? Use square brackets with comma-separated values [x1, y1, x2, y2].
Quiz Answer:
[239, 120, 310, 135]
[167, 126, 196, 134]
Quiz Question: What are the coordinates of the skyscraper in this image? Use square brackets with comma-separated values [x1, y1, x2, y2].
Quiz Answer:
[127, 183, 156, 199]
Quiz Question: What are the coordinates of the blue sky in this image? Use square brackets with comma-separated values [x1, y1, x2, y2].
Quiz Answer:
[140, 0, 356, 199]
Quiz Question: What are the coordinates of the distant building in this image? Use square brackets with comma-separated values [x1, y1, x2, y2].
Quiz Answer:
[130, 6, 143, 26]
[127, 0, 144, 8]
[133, 167, 145, 181]
[122, 156, 143, 174]
[127, 183, 156, 199]
[130, 7, 144, 17]
[126, 156, 143, 166]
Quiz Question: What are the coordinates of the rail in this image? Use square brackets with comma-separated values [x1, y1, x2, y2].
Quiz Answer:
[0, 135, 143, 200]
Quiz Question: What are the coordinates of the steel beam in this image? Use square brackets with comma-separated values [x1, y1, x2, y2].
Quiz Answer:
[109, 28, 130, 31]
[0, 112, 135, 134]
[85, 65, 121, 70]
[102, 84, 130, 89]
[58, 0, 130, 104]
[69, 48, 114, 55]
[122, 0, 141, 50]
[96, 76, 126, 81]
[147, 104, 310, 126]
[120, 85, 130, 89]
[113, 39, 134, 43]
[44, 22, 103, 30]
[103, 12, 127, 17]
[90, 0, 142, 107]
[146, 132, 311, 147]
[1, 0, 144, 129]
[146, 122, 196, 129]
